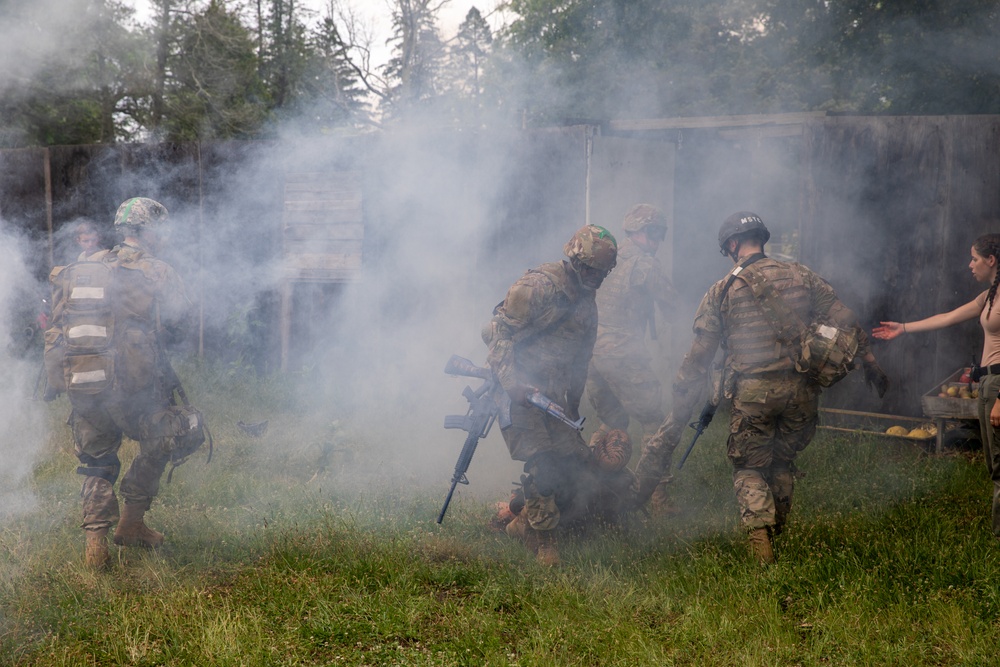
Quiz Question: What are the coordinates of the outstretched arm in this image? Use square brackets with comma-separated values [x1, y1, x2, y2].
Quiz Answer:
[872, 297, 983, 340]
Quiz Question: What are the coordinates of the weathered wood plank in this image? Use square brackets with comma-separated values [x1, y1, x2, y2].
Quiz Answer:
[283, 222, 365, 240]
[610, 112, 826, 132]
[284, 200, 362, 212]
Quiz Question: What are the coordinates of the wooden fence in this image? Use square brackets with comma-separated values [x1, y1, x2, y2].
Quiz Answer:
[3, 116, 999, 417]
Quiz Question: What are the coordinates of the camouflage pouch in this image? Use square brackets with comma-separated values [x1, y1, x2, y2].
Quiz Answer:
[64, 351, 115, 395]
[797, 323, 858, 388]
[144, 405, 212, 481]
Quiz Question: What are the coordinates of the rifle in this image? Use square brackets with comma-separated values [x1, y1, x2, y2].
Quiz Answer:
[437, 355, 504, 524]
[677, 401, 716, 469]
[436, 355, 583, 523]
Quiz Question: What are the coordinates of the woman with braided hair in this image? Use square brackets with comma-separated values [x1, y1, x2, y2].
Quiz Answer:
[874, 233, 1000, 537]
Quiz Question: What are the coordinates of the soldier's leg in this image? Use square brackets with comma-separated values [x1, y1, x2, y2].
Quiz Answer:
[519, 453, 564, 566]
[728, 376, 784, 563]
[114, 402, 175, 548]
[586, 360, 630, 440]
[634, 414, 682, 506]
[770, 377, 820, 537]
[500, 411, 569, 565]
[769, 467, 794, 537]
[115, 434, 171, 549]
[70, 401, 123, 568]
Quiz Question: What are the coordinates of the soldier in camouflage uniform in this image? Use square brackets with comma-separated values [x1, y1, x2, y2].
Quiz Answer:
[46, 197, 194, 569]
[484, 225, 618, 566]
[586, 204, 676, 513]
[635, 212, 888, 563]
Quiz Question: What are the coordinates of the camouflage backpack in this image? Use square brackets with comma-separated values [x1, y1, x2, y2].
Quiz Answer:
[44, 253, 117, 396]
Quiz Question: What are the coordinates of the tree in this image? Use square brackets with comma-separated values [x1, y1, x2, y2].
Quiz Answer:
[499, 0, 1000, 121]
[0, 0, 151, 146]
[440, 6, 495, 128]
[290, 14, 370, 131]
[164, 0, 270, 141]
[382, 0, 447, 121]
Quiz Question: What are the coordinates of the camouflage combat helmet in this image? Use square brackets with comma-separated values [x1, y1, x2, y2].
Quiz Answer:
[718, 211, 770, 252]
[564, 224, 618, 271]
[114, 197, 168, 229]
[622, 204, 666, 234]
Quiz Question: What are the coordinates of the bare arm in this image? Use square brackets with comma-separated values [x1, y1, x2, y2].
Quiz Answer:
[872, 298, 982, 340]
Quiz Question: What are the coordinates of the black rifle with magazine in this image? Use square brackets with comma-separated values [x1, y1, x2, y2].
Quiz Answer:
[437, 355, 584, 524]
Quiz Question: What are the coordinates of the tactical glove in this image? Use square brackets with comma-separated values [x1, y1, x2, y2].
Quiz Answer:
[863, 360, 890, 398]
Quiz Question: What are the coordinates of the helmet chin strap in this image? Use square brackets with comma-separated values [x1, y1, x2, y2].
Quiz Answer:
[725, 239, 741, 263]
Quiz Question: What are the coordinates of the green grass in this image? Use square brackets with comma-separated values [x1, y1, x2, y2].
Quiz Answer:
[2, 366, 999, 666]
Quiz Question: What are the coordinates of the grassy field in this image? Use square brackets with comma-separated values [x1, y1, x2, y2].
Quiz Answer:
[2, 365, 999, 666]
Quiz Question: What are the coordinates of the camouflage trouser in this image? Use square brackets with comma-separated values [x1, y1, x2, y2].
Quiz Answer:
[977, 373, 1000, 537]
[586, 354, 665, 440]
[728, 372, 819, 531]
[70, 391, 172, 529]
[502, 403, 600, 532]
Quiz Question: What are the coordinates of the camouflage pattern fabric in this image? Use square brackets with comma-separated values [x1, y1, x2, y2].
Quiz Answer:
[50, 239, 192, 529]
[728, 372, 817, 529]
[563, 225, 618, 271]
[587, 236, 674, 460]
[637, 256, 870, 532]
[114, 197, 168, 228]
[486, 259, 600, 532]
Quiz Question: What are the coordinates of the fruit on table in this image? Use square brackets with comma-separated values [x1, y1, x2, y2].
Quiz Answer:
[886, 425, 909, 436]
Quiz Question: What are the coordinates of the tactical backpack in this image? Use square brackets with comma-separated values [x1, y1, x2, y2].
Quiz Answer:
[45, 255, 117, 395]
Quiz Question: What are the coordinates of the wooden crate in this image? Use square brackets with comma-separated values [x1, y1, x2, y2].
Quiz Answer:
[921, 368, 978, 420]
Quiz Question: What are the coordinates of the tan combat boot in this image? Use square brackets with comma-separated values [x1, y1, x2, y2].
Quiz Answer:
[84, 526, 110, 569]
[113, 503, 164, 549]
[505, 510, 541, 554]
[649, 481, 681, 517]
[748, 527, 775, 565]
[534, 530, 560, 567]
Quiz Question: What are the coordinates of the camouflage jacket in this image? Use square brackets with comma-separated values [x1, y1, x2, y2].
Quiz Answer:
[485, 261, 597, 410]
[670, 256, 872, 416]
[593, 236, 676, 358]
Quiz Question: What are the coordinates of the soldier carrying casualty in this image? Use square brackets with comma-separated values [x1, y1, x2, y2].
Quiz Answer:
[483, 225, 619, 566]
[586, 204, 677, 514]
[44, 197, 203, 569]
[634, 211, 889, 564]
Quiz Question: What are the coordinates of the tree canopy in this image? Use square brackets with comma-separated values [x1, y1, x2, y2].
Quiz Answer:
[0, 0, 997, 146]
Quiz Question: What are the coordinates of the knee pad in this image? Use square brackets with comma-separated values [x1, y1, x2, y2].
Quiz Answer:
[75, 452, 121, 483]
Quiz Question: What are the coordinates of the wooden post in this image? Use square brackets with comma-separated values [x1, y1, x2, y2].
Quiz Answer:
[196, 141, 205, 359]
[43, 147, 54, 269]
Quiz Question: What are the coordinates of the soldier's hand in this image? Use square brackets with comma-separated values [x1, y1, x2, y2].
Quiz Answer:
[863, 360, 890, 398]
[507, 384, 533, 408]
